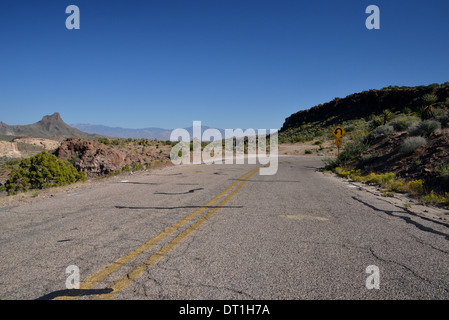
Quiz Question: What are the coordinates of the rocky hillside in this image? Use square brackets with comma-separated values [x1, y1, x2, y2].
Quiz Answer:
[281, 83, 449, 132]
[0, 112, 99, 140]
[279, 82, 449, 206]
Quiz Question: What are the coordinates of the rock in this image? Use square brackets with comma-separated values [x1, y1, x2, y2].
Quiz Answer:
[0, 141, 21, 158]
[55, 138, 161, 177]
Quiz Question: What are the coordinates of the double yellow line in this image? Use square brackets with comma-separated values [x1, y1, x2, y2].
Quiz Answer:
[56, 166, 259, 300]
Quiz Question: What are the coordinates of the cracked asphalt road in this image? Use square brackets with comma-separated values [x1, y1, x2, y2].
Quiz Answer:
[0, 156, 448, 300]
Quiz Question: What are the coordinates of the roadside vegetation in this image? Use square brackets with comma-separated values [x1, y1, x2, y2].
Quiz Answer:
[313, 89, 449, 208]
[276, 83, 449, 208]
[3, 151, 87, 195]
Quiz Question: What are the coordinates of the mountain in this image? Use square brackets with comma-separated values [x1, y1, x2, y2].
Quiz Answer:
[70, 123, 243, 141]
[0, 113, 100, 140]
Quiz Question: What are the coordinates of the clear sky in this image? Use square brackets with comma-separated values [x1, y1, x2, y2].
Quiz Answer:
[1, 0, 449, 130]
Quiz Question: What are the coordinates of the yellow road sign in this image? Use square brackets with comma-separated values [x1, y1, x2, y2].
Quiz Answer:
[332, 126, 346, 139]
[335, 138, 342, 147]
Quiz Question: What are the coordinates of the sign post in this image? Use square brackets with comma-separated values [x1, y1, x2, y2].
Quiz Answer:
[332, 126, 346, 156]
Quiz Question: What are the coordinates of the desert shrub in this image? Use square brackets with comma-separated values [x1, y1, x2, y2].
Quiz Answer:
[4, 151, 86, 195]
[111, 138, 125, 147]
[402, 107, 412, 114]
[350, 128, 370, 143]
[399, 136, 427, 154]
[369, 125, 394, 139]
[435, 110, 449, 127]
[422, 93, 439, 106]
[437, 163, 449, 177]
[408, 120, 441, 137]
[385, 179, 404, 192]
[370, 115, 384, 129]
[390, 117, 419, 131]
[408, 180, 424, 195]
[305, 149, 314, 154]
[357, 154, 375, 168]
[421, 191, 449, 206]
[131, 162, 145, 171]
[381, 109, 395, 124]
[121, 164, 131, 172]
[98, 137, 110, 145]
[364, 172, 396, 185]
[325, 140, 369, 169]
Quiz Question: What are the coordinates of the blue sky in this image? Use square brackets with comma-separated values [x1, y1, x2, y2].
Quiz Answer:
[1, 0, 449, 130]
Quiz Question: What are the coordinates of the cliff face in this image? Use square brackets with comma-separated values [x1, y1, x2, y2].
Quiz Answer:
[281, 84, 449, 131]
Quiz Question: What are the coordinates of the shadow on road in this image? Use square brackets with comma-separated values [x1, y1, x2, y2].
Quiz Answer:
[35, 288, 113, 300]
[352, 196, 449, 240]
[154, 188, 204, 195]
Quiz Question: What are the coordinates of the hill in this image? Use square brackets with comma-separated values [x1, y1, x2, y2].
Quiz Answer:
[279, 83, 449, 143]
[281, 83, 449, 131]
[0, 113, 100, 141]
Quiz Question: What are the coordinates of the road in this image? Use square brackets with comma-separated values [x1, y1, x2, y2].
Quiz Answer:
[0, 156, 448, 300]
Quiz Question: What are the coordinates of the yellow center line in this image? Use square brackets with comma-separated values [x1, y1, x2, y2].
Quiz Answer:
[95, 167, 258, 300]
[55, 166, 258, 300]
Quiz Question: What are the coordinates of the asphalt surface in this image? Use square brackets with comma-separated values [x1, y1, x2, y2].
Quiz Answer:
[0, 156, 448, 300]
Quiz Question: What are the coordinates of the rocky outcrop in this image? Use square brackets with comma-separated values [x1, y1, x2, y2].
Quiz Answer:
[55, 138, 166, 177]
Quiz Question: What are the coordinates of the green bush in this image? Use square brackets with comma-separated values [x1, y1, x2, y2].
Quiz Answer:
[399, 136, 427, 154]
[369, 125, 394, 139]
[437, 163, 449, 177]
[422, 93, 438, 106]
[324, 140, 369, 169]
[5, 151, 87, 195]
[408, 120, 441, 137]
[390, 117, 419, 131]
[98, 137, 110, 145]
[436, 110, 449, 127]
[131, 162, 145, 171]
[408, 180, 424, 195]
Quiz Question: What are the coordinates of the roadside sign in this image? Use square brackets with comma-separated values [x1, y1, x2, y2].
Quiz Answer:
[335, 138, 342, 147]
[332, 126, 346, 139]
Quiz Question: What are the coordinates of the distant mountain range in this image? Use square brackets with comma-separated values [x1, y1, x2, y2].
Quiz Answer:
[70, 123, 247, 141]
[0, 113, 252, 142]
[70, 123, 174, 140]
